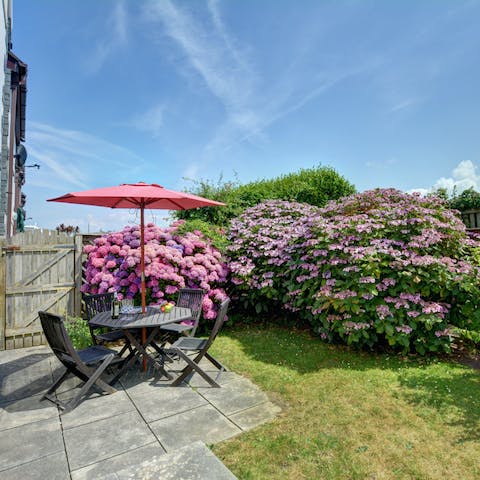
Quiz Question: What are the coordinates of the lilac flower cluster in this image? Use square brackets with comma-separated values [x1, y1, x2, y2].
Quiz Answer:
[82, 221, 229, 320]
[227, 190, 480, 354]
[227, 200, 320, 310]
[284, 188, 480, 354]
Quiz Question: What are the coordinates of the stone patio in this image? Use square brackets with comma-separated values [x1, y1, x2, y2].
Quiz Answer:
[0, 346, 281, 479]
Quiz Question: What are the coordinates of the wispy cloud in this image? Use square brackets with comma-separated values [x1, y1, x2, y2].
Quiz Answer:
[125, 104, 165, 138]
[206, 0, 250, 73]
[366, 158, 397, 169]
[27, 145, 88, 190]
[390, 98, 421, 113]
[144, 0, 368, 176]
[27, 121, 144, 191]
[25, 122, 149, 231]
[144, 0, 254, 113]
[84, 0, 128, 74]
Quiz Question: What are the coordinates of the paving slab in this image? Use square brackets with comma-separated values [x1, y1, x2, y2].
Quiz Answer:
[118, 365, 171, 390]
[180, 370, 240, 388]
[0, 393, 58, 431]
[63, 410, 157, 471]
[0, 346, 48, 364]
[71, 442, 166, 480]
[126, 382, 208, 423]
[198, 375, 269, 416]
[0, 352, 53, 402]
[0, 416, 64, 471]
[150, 404, 241, 451]
[97, 441, 237, 480]
[60, 390, 134, 429]
[229, 401, 282, 430]
[0, 345, 281, 479]
[1, 451, 70, 480]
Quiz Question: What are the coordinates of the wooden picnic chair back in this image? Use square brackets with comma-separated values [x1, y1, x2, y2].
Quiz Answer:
[83, 292, 130, 350]
[203, 298, 230, 352]
[39, 310, 81, 366]
[176, 288, 205, 335]
[84, 292, 114, 321]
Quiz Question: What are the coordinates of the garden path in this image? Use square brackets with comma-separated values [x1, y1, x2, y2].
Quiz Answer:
[0, 345, 281, 479]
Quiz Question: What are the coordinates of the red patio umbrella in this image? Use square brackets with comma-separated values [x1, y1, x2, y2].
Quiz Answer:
[48, 182, 225, 370]
[48, 182, 225, 313]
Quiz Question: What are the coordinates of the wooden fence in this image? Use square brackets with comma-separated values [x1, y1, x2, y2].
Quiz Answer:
[0, 229, 92, 350]
[461, 209, 480, 232]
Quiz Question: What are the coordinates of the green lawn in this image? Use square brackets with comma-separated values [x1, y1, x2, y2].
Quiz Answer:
[210, 324, 480, 480]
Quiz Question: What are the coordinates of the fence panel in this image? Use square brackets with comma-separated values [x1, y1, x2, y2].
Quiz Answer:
[0, 229, 82, 349]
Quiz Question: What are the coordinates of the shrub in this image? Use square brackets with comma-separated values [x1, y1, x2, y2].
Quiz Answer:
[175, 218, 230, 254]
[227, 200, 321, 314]
[286, 189, 480, 354]
[64, 316, 92, 349]
[449, 187, 480, 211]
[81, 222, 229, 320]
[175, 165, 355, 226]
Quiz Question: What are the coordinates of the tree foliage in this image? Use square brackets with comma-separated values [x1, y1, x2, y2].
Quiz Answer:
[174, 166, 355, 226]
[449, 187, 480, 211]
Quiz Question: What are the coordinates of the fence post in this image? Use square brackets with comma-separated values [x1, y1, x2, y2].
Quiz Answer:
[74, 234, 83, 317]
[0, 238, 5, 350]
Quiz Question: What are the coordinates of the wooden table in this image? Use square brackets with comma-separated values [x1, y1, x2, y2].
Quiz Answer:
[90, 306, 192, 381]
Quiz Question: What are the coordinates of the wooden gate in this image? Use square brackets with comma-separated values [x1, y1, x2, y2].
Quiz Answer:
[0, 229, 83, 350]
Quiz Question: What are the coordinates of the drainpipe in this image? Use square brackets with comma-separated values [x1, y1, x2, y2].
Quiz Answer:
[6, 87, 17, 238]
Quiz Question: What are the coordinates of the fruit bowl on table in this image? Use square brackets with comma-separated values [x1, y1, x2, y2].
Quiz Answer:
[151, 302, 174, 313]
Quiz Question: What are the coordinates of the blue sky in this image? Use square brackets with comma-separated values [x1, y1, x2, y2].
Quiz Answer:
[13, 0, 480, 232]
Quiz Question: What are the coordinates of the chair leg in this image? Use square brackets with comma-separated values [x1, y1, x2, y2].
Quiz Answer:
[204, 352, 226, 371]
[89, 326, 99, 345]
[117, 342, 130, 357]
[109, 348, 140, 385]
[42, 368, 70, 405]
[170, 349, 220, 388]
[63, 355, 117, 412]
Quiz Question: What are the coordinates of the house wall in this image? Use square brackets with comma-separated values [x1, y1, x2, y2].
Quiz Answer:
[0, 1, 7, 123]
[0, 0, 12, 237]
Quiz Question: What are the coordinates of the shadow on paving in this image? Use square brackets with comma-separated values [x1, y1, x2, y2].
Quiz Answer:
[0, 353, 53, 405]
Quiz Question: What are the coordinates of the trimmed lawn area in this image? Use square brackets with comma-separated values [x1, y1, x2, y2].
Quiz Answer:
[210, 324, 480, 479]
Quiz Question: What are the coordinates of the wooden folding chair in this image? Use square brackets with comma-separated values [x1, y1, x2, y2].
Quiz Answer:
[39, 311, 123, 412]
[83, 293, 132, 357]
[166, 299, 230, 388]
[159, 288, 205, 343]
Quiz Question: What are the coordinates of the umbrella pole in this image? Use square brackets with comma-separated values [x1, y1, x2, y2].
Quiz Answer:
[140, 205, 147, 371]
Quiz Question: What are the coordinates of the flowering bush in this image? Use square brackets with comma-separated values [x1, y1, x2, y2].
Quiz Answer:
[82, 222, 229, 320]
[286, 189, 480, 354]
[227, 200, 320, 313]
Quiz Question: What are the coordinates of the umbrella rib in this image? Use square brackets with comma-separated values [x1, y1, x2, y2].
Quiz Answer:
[142, 198, 184, 209]
[166, 198, 191, 210]
[110, 197, 142, 208]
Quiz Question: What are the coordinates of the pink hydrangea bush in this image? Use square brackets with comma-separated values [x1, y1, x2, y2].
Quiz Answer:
[286, 189, 480, 354]
[227, 200, 320, 312]
[82, 222, 229, 319]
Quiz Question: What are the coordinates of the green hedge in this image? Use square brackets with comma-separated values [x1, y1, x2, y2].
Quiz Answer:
[174, 165, 355, 226]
